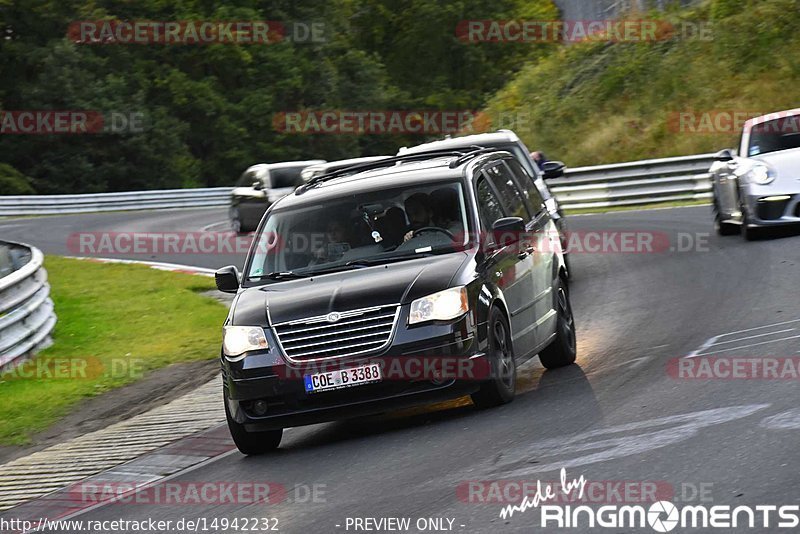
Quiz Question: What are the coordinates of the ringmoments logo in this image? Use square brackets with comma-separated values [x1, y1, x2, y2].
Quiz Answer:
[500, 468, 800, 531]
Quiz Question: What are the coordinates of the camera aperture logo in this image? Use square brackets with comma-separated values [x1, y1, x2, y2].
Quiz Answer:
[648, 501, 679, 532]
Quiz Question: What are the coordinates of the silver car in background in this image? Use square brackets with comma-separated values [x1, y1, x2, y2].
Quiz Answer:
[230, 160, 324, 233]
[300, 156, 390, 183]
[711, 108, 800, 240]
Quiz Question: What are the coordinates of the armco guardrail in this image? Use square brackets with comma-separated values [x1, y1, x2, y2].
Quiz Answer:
[0, 241, 57, 369]
[0, 153, 716, 216]
[0, 187, 233, 216]
[553, 153, 716, 210]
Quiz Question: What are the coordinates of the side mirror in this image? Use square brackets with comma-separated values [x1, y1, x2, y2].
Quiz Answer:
[542, 161, 566, 180]
[713, 149, 735, 162]
[215, 265, 240, 293]
[492, 217, 525, 247]
[252, 181, 263, 191]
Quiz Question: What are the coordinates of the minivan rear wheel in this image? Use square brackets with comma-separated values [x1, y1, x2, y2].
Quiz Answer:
[539, 280, 577, 369]
[471, 307, 516, 409]
[225, 396, 282, 455]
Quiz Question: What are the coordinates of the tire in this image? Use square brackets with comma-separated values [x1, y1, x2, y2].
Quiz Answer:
[539, 279, 577, 369]
[225, 396, 282, 455]
[230, 207, 244, 234]
[714, 209, 738, 236]
[562, 252, 573, 280]
[742, 212, 760, 241]
[471, 307, 516, 409]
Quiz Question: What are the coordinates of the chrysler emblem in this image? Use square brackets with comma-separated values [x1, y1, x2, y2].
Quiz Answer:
[326, 312, 341, 323]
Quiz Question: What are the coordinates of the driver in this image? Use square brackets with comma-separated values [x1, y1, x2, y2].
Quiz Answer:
[403, 193, 433, 242]
[311, 218, 350, 264]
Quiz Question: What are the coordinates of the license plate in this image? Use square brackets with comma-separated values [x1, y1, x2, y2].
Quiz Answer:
[304, 364, 382, 393]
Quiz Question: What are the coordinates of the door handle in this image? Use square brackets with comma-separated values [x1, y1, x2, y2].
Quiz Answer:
[518, 246, 536, 259]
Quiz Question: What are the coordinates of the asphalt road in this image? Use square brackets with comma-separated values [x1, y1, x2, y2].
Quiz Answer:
[3, 205, 800, 533]
[0, 208, 242, 271]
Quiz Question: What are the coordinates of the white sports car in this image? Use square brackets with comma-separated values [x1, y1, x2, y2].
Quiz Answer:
[711, 108, 800, 240]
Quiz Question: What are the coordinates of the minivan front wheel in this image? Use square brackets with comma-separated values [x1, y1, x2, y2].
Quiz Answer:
[225, 396, 282, 455]
[471, 307, 516, 409]
[539, 280, 577, 369]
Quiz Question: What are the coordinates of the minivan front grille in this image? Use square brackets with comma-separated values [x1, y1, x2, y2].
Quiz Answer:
[272, 305, 399, 362]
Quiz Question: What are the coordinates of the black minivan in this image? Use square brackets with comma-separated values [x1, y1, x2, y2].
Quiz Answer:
[215, 149, 577, 454]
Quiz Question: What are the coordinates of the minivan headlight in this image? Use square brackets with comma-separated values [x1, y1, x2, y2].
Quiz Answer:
[409, 287, 469, 325]
[223, 326, 268, 358]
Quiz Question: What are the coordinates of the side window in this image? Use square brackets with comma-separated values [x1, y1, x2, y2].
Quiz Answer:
[476, 178, 505, 231]
[484, 163, 531, 220]
[504, 160, 545, 215]
[270, 167, 304, 188]
[236, 171, 257, 187]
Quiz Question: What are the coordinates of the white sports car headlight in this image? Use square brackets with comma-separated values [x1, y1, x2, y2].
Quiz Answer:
[744, 163, 775, 185]
[223, 326, 268, 358]
[409, 287, 469, 325]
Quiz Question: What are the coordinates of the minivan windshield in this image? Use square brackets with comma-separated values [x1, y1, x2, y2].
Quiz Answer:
[246, 181, 471, 281]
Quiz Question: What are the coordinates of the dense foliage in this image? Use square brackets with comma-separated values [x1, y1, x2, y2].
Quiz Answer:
[483, 0, 800, 165]
[0, 0, 555, 193]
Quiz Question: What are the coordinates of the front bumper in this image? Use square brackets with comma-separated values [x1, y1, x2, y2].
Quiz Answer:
[744, 190, 800, 227]
[222, 311, 488, 430]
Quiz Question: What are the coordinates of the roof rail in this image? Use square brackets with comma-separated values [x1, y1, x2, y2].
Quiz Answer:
[447, 147, 508, 168]
[294, 148, 493, 194]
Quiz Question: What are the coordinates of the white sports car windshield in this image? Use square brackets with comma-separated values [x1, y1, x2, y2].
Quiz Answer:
[748, 115, 800, 156]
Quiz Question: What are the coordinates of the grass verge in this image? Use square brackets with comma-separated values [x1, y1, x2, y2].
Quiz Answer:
[483, 0, 800, 167]
[0, 257, 227, 446]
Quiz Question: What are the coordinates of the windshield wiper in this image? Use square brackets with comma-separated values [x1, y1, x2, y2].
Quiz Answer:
[249, 271, 308, 281]
[345, 252, 434, 267]
[302, 264, 367, 276]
